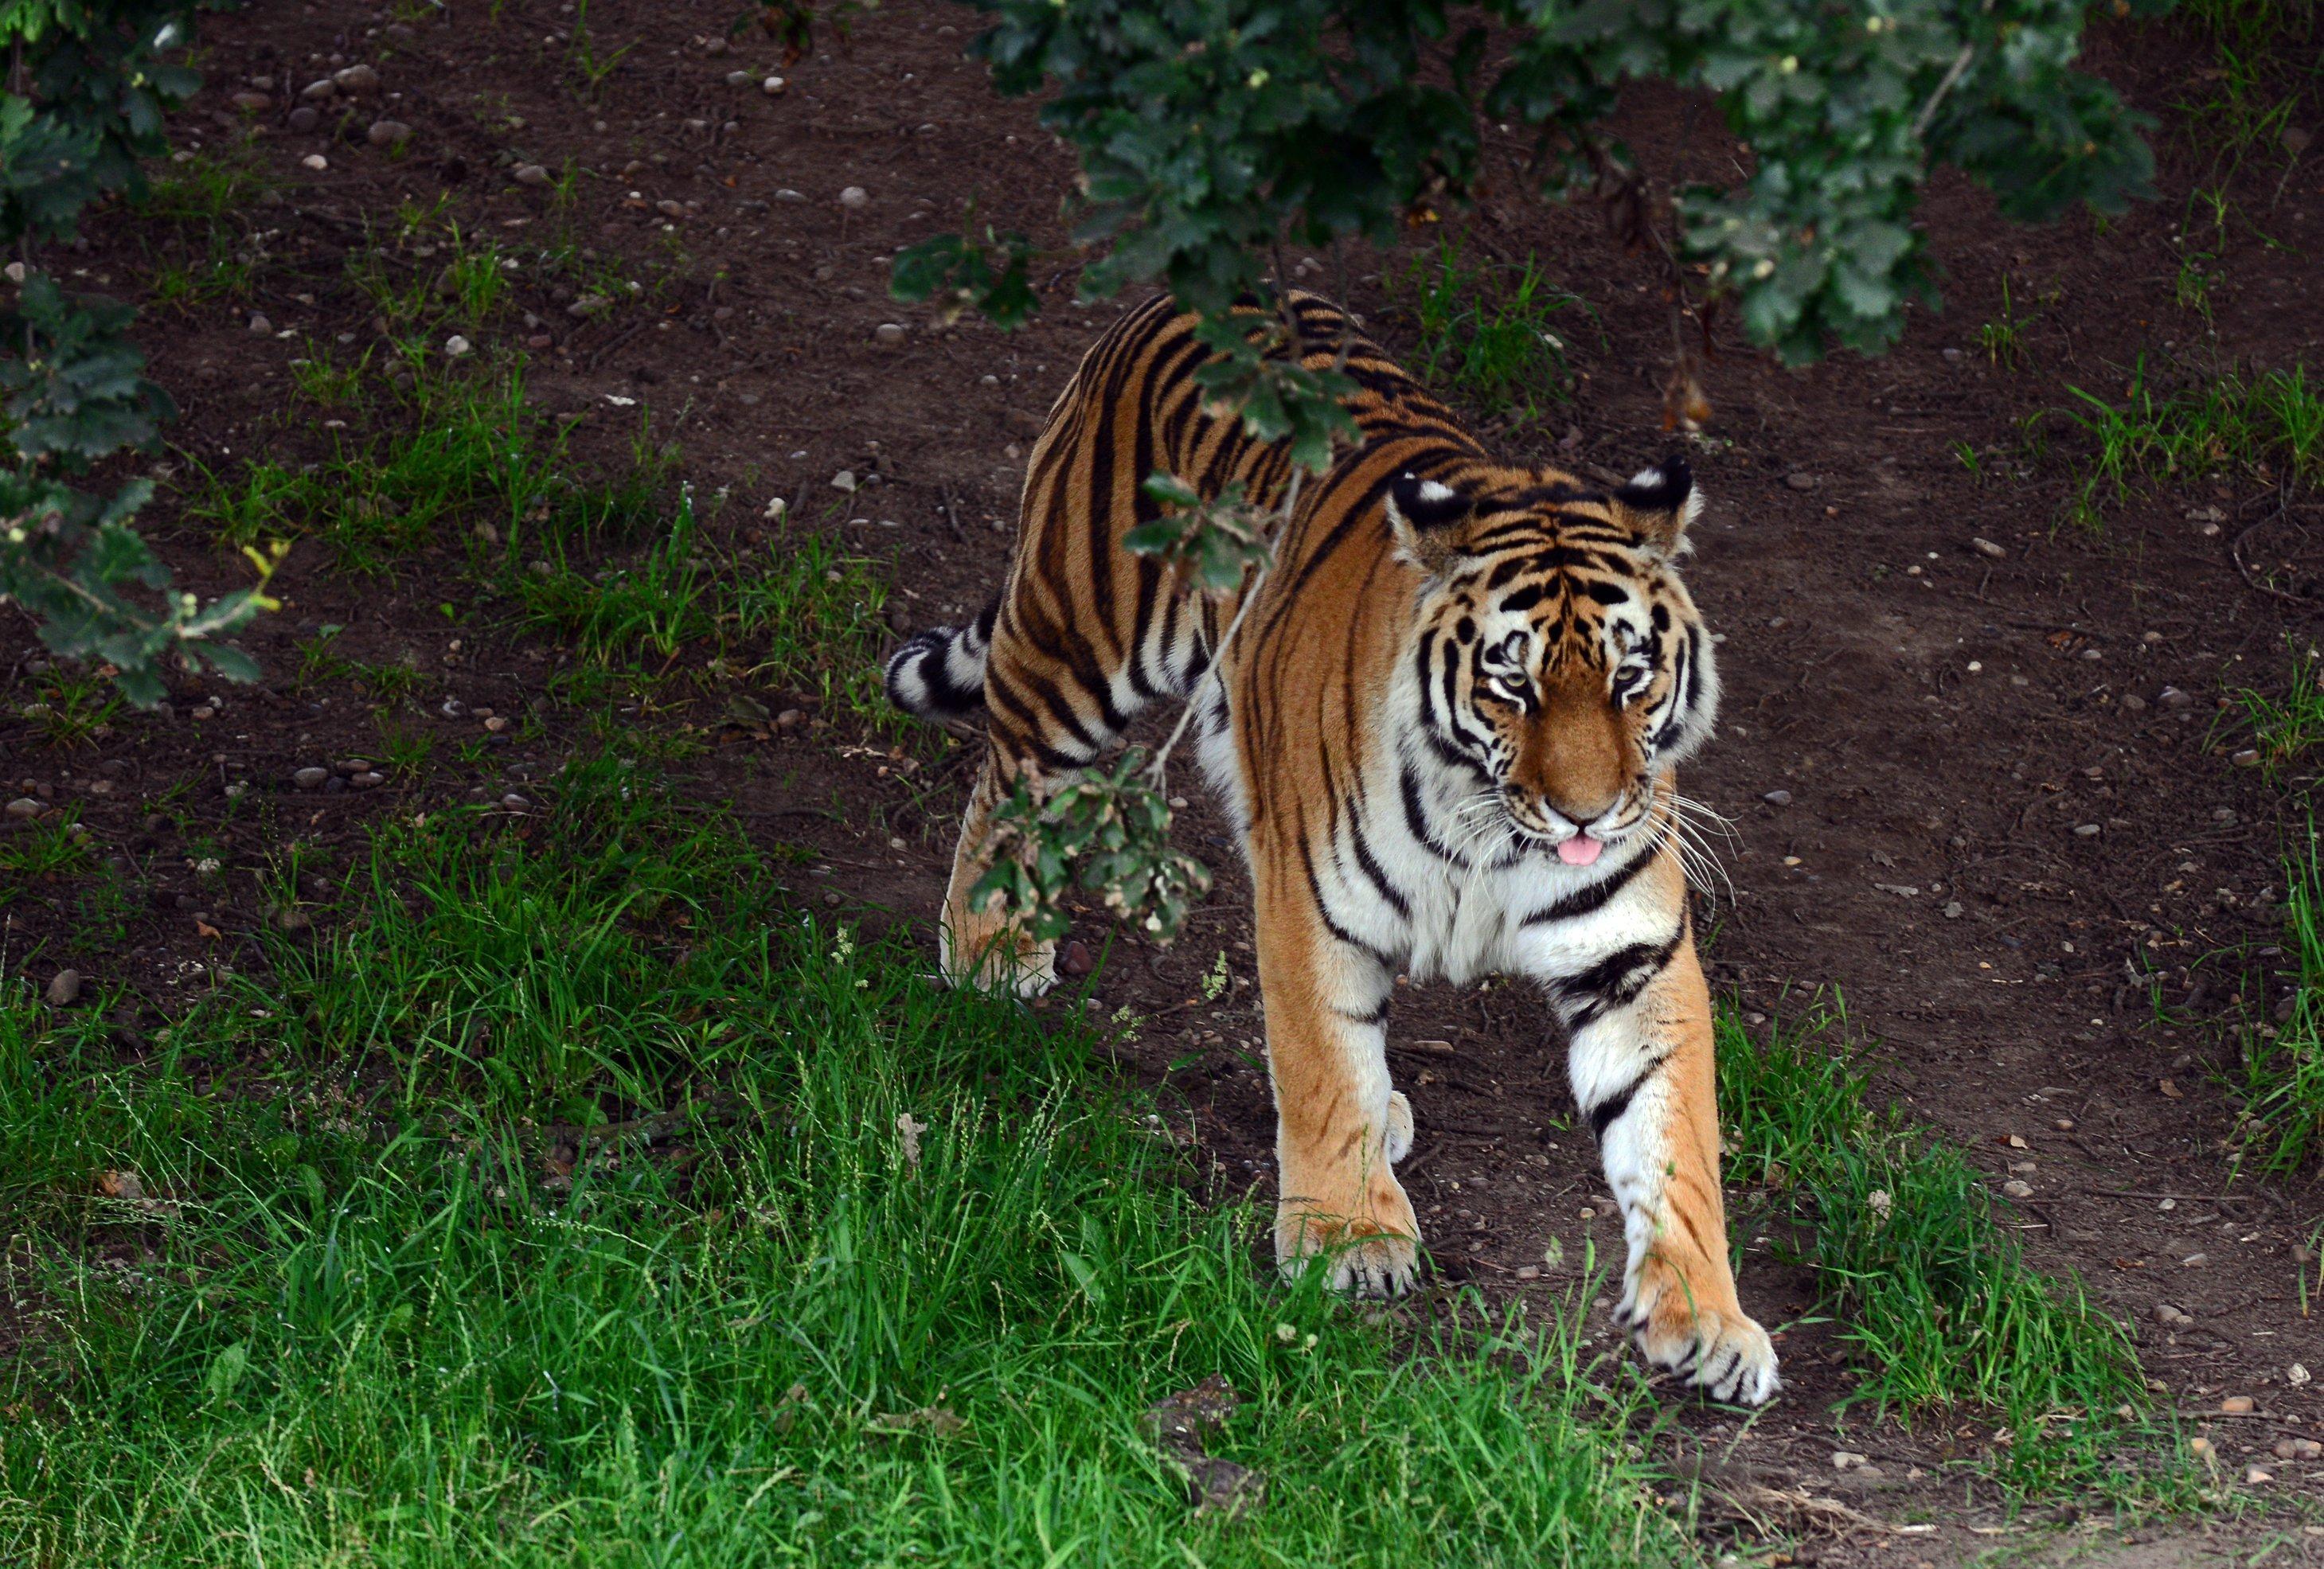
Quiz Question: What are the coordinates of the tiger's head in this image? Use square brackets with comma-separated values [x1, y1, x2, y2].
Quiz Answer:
[1387, 457, 1717, 867]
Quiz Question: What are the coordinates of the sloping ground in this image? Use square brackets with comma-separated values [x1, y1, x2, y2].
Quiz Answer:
[2, 1, 2318, 1561]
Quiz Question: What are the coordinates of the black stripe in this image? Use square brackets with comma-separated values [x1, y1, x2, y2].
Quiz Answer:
[1346, 814, 1412, 920]
[1519, 830, 1664, 927]
[1298, 833, 1393, 967]
[1397, 762, 1469, 868]
[1586, 1052, 1670, 1139]
[1553, 927, 1684, 1030]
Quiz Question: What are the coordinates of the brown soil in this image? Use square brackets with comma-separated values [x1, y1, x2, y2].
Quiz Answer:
[5, 2, 2321, 1560]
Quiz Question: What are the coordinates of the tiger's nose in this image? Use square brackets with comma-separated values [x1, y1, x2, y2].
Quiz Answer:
[1537, 783, 1622, 826]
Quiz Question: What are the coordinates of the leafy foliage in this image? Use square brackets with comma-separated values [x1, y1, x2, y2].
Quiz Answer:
[1124, 474, 1275, 595]
[971, 751, 1213, 945]
[1, 0, 259, 700]
[887, 224, 1038, 328]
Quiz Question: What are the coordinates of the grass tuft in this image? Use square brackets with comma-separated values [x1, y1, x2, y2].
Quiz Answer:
[2059, 357, 2324, 531]
[1718, 999, 2173, 1500]
[1392, 234, 1587, 428]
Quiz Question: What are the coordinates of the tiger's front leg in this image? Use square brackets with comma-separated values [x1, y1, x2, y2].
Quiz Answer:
[1250, 845, 1420, 1296]
[1553, 923, 1779, 1404]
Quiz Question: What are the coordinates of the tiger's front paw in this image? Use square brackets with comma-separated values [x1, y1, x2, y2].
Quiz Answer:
[1275, 1197, 1420, 1299]
[1619, 1263, 1780, 1405]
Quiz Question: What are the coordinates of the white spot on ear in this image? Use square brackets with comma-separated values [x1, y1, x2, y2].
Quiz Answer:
[1416, 479, 1456, 504]
[1627, 466, 1663, 490]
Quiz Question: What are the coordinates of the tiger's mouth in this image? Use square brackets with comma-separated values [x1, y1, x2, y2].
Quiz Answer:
[1501, 793, 1652, 864]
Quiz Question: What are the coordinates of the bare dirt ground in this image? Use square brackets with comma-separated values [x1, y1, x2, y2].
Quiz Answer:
[6, 2, 2321, 1560]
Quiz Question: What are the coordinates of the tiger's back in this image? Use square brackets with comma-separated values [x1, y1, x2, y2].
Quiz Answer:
[885, 291, 1778, 1405]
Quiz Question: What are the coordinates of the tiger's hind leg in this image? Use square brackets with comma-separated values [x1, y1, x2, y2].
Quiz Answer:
[935, 740, 1060, 997]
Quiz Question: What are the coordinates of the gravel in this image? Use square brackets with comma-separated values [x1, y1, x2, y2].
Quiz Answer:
[514, 163, 553, 185]
[287, 106, 320, 134]
[366, 119, 411, 147]
[1761, 789, 1792, 806]
[293, 767, 329, 790]
[839, 185, 869, 209]
[45, 969, 81, 1007]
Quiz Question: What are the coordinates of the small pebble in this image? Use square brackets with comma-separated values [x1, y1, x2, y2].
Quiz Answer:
[2002, 1178, 2033, 1198]
[762, 76, 787, 95]
[248, 314, 272, 335]
[444, 334, 471, 357]
[484, 715, 510, 733]
[5, 798, 42, 819]
[300, 153, 329, 172]
[333, 63, 380, 93]
[293, 767, 329, 790]
[230, 91, 271, 111]
[2122, 693, 2148, 712]
[775, 708, 805, 732]
[2073, 823, 2101, 837]
[1783, 472, 1816, 491]
[514, 163, 553, 185]
[2291, 1362, 2311, 1386]
[873, 322, 906, 348]
[2244, 1466, 2272, 1485]
[1514, 1264, 1541, 1281]
[1058, 939, 1094, 978]
[287, 105, 319, 133]
[350, 771, 385, 790]
[45, 969, 81, 1007]
[1831, 1450, 1867, 1470]
[366, 119, 411, 147]
[2232, 748, 2261, 768]
[502, 794, 530, 811]
[1761, 789, 1791, 806]
[300, 76, 338, 101]
[2275, 1437, 2322, 1460]
[2220, 1395, 2252, 1414]
[724, 69, 752, 87]
[2158, 686, 2194, 710]
[839, 185, 869, 209]
[822, 890, 842, 907]
[1971, 537, 2007, 560]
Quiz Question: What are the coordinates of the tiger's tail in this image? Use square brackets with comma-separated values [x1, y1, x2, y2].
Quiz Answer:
[884, 598, 997, 717]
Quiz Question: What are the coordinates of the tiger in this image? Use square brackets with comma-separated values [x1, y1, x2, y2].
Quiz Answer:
[885, 290, 1778, 1404]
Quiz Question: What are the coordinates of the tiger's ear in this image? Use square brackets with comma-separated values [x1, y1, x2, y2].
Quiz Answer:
[1612, 455, 1703, 562]
[1385, 470, 1474, 577]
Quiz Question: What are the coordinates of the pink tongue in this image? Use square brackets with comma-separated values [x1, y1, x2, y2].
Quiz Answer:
[1557, 834, 1603, 867]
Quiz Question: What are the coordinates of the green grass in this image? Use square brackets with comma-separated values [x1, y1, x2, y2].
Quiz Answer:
[1717, 999, 2180, 1501]
[1977, 278, 2033, 371]
[509, 495, 896, 721]
[2217, 655, 2324, 1173]
[2162, 0, 2320, 170]
[2232, 830, 2324, 1174]
[14, 669, 123, 747]
[1392, 234, 1587, 428]
[2058, 357, 2324, 531]
[2221, 643, 2324, 781]
[184, 357, 675, 574]
[0, 757, 1698, 1567]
